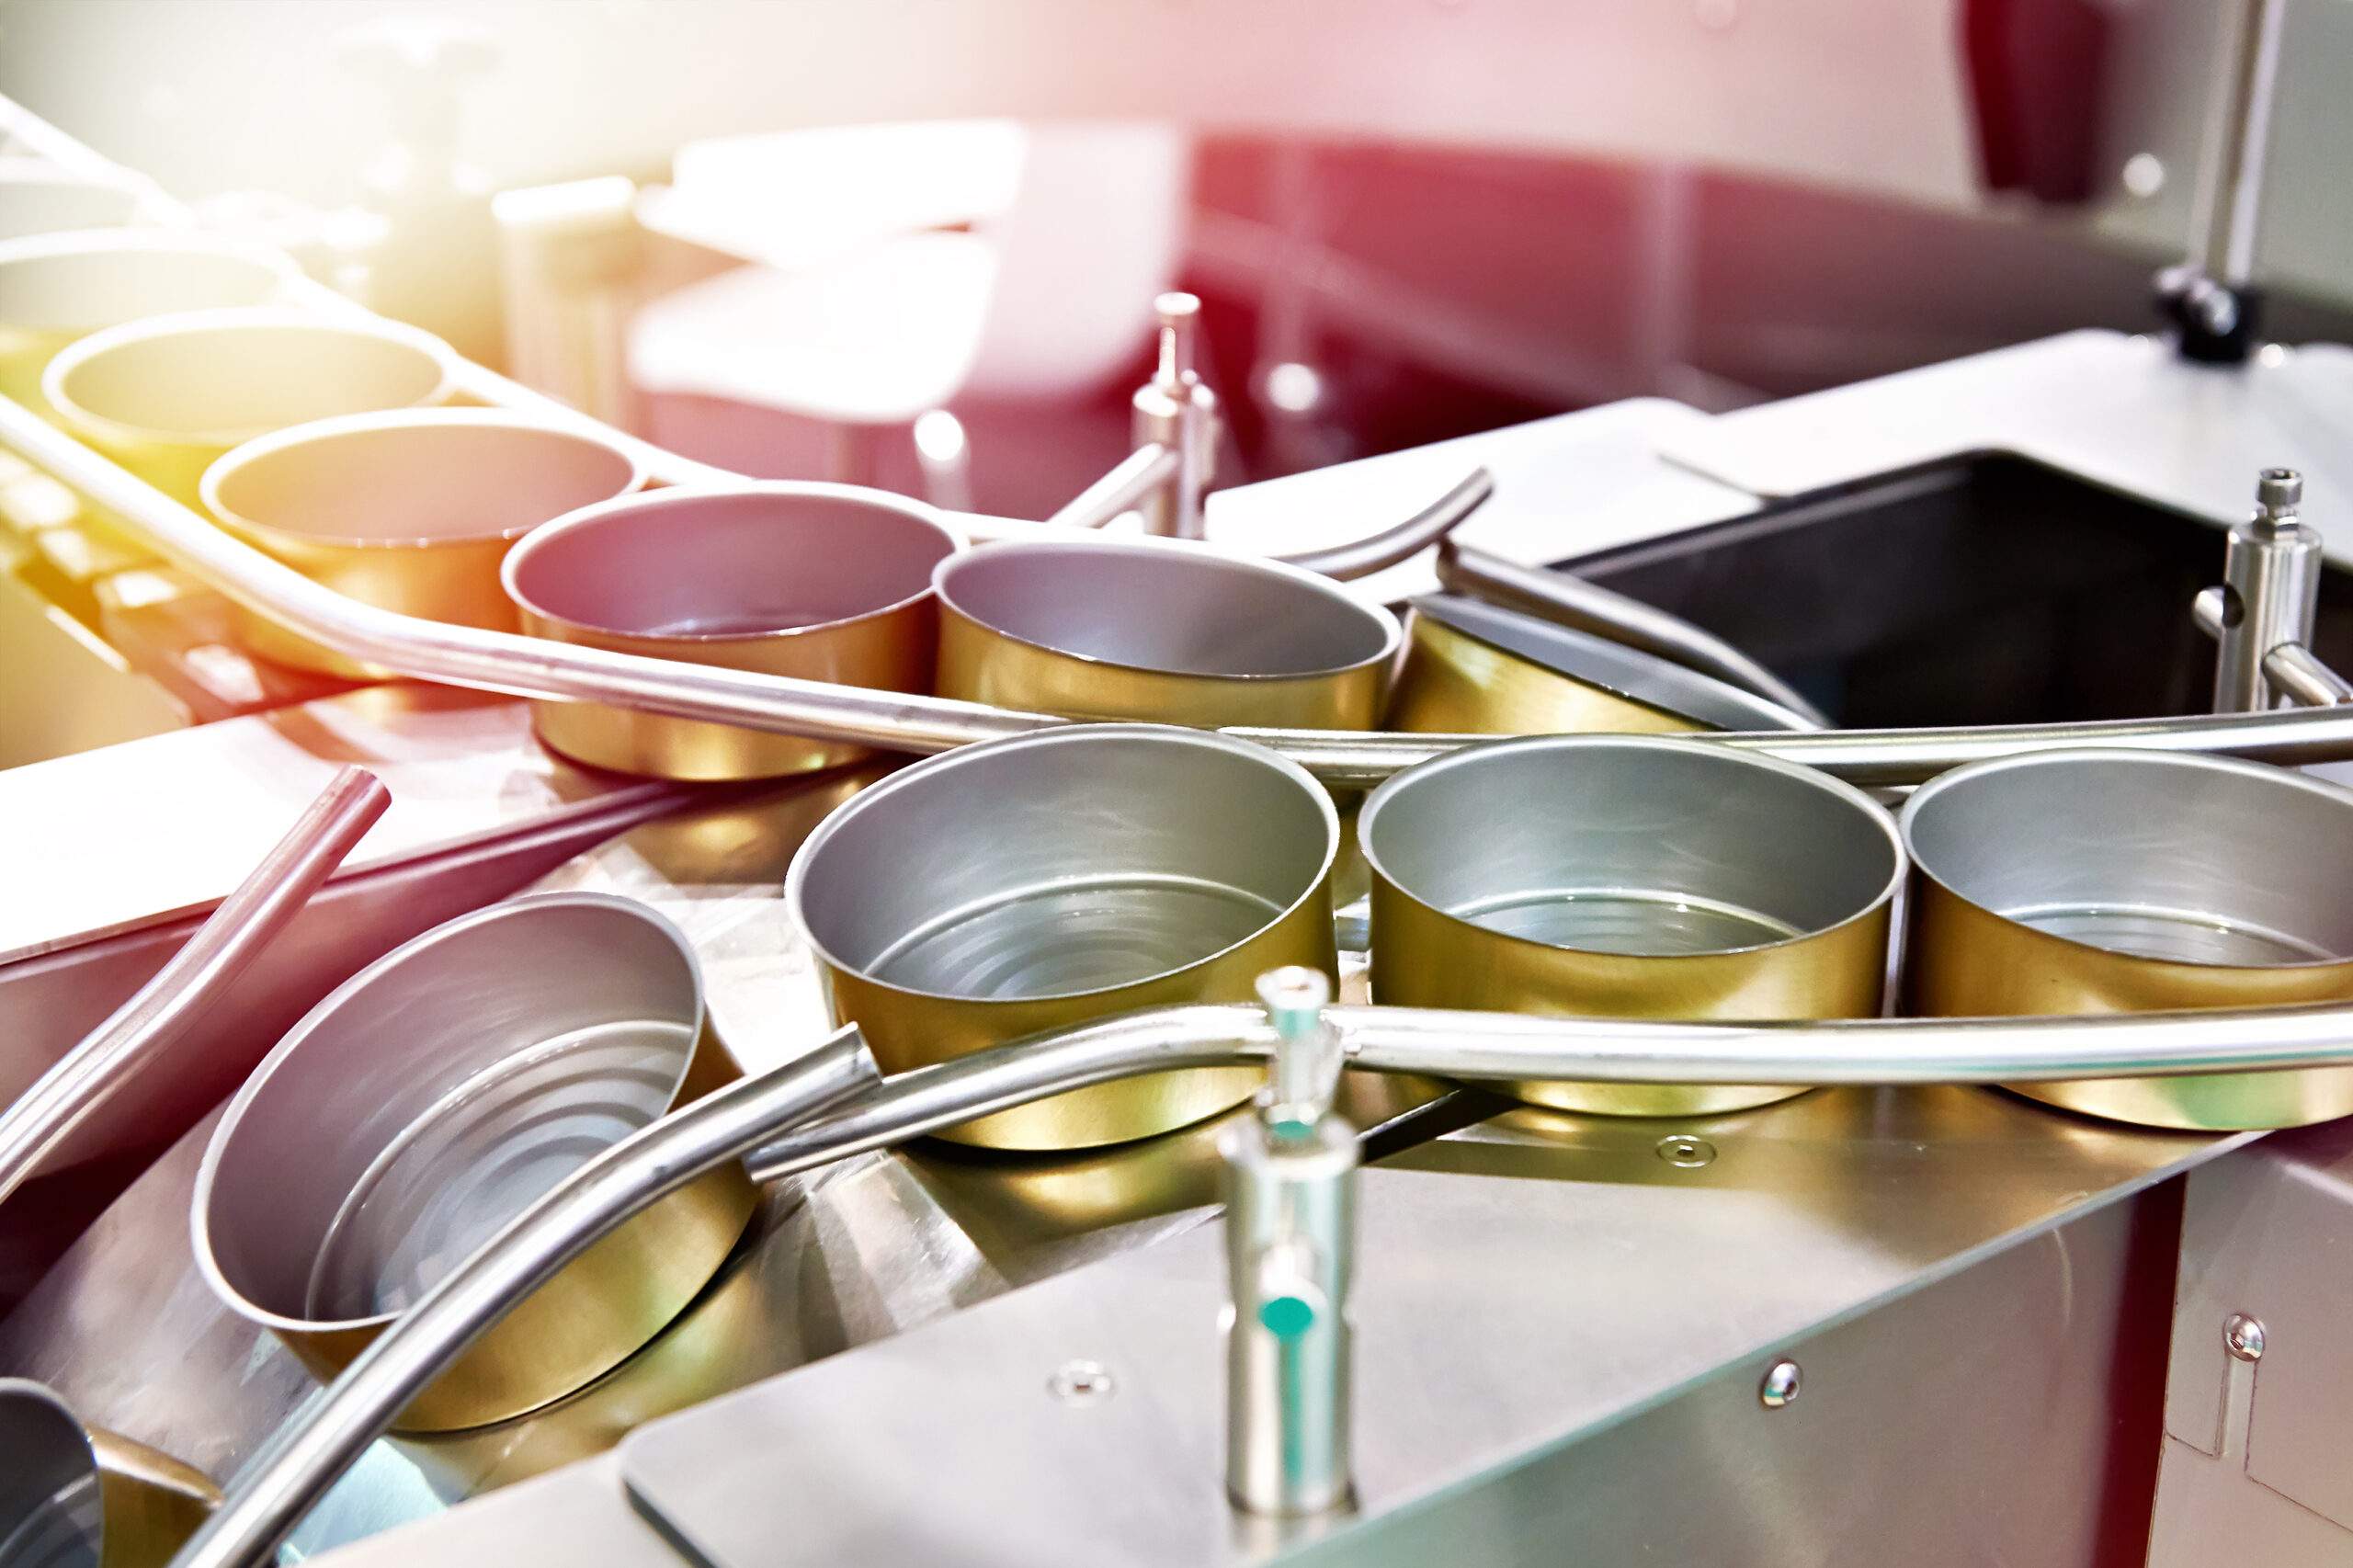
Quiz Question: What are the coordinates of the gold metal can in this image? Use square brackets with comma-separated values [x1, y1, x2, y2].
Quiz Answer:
[192, 893, 755, 1432]
[1900, 747, 2353, 1130]
[789, 724, 1340, 1149]
[503, 484, 963, 780]
[0, 1379, 222, 1568]
[40, 305, 455, 506]
[1384, 594, 1816, 735]
[200, 409, 646, 676]
[934, 536, 1398, 730]
[0, 230, 293, 410]
[1361, 733, 1902, 1116]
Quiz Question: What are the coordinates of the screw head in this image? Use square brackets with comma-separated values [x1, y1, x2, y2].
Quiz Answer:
[2259, 468, 2303, 509]
[1049, 1359, 1116, 1403]
[2224, 1313, 2267, 1362]
[1655, 1134, 1717, 1169]
[1759, 1359, 1802, 1409]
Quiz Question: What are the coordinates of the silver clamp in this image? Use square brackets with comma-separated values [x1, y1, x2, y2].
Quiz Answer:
[2194, 469, 2350, 710]
[1222, 967, 1357, 1517]
[1131, 292, 1221, 540]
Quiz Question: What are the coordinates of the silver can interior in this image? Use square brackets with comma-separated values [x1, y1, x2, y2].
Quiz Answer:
[505, 488, 955, 639]
[209, 418, 640, 548]
[0, 1381, 101, 1568]
[1362, 735, 1902, 956]
[937, 540, 1395, 677]
[195, 896, 704, 1327]
[52, 318, 445, 438]
[792, 727, 1336, 999]
[1902, 750, 2353, 965]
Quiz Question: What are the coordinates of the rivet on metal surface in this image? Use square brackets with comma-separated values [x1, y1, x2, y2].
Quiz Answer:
[1655, 1134, 1717, 1169]
[1759, 1359, 1802, 1409]
[1049, 1360, 1116, 1404]
[2224, 1314, 2268, 1362]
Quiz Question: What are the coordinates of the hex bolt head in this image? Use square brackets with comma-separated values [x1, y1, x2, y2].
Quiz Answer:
[1049, 1359, 1116, 1403]
[1759, 1359, 1802, 1409]
[2258, 468, 2303, 514]
[1655, 1134, 1717, 1169]
[2224, 1313, 2267, 1362]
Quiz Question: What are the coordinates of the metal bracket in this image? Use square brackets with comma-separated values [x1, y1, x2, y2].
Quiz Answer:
[1130, 292, 1222, 540]
[1222, 968, 1357, 1517]
[2192, 468, 2350, 710]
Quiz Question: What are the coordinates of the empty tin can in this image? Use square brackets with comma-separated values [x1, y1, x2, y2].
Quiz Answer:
[1384, 594, 1816, 736]
[0, 1379, 219, 1568]
[41, 305, 455, 505]
[1901, 748, 2353, 1130]
[933, 536, 1399, 730]
[192, 893, 755, 1431]
[200, 409, 645, 676]
[1360, 733, 1902, 1116]
[789, 724, 1339, 1149]
[503, 484, 962, 780]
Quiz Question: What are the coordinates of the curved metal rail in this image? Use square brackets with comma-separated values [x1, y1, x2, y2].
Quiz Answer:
[0, 767, 389, 1205]
[13, 392, 2353, 789]
[174, 992, 2353, 1568]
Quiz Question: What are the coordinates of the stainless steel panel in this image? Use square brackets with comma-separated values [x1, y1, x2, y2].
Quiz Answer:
[2149, 1117, 2353, 1559]
[2149, 1434, 2353, 1568]
[617, 1091, 2238, 1567]
[1275, 1191, 2176, 1568]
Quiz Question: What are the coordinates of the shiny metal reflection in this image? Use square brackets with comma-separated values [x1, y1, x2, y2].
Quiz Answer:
[503, 484, 963, 779]
[40, 306, 455, 505]
[1384, 595, 1817, 736]
[1901, 747, 2353, 1128]
[200, 409, 645, 676]
[0, 1380, 219, 1568]
[934, 537, 1399, 730]
[1361, 733, 1902, 1115]
[789, 724, 1339, 1148]
[192, 892, 752, 1431]
[0, 231, 293, 407]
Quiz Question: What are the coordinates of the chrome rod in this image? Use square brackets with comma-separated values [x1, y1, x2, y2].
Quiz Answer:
[1238, 700, 2353, 789]
[1131, 292, 1219, 540]
[745, 1006, 1282, 1183]
[0, 767, 389, 1206]
[1278, 467, 1494, 583]
[168, 1031, 881, 1568]
[1437, 538, 1831, 726]
[1045, 441, 1180, 530]
[2266, 642, 2353, 709]
[2191, 0, 2290, 290]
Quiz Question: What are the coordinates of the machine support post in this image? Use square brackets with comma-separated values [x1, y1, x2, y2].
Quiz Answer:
[1223, 967, 1357, 1517]
[1132, 292, 1222, 539]
[2201, 468, 2329, 712]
